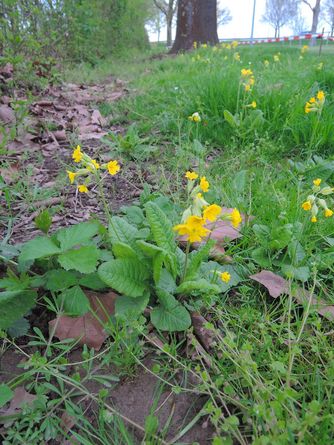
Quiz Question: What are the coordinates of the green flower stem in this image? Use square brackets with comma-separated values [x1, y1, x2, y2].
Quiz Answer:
[181, 241, 191, 283]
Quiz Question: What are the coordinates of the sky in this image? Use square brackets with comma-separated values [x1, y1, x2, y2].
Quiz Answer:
[149, 0, 329, 42]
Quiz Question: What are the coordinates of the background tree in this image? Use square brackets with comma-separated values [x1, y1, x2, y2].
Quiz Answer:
[152, 0, 177, 46]
[217, 5, 232, 26]
[171, 0, 219, 53]
[301, 0, 322, 32]
[292, 7, 308, 32]
[262, 0, 298, 37]
[322, 0, 334, 34]
[147, 4, 166, 42]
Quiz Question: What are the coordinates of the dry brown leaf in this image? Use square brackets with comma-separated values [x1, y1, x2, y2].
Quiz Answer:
[0, 386, 36, 422]
[250, 270, 334, 321]
[191, 312, 216, 351]
[91, 109, 105, 126]
[250, 270, 289, 298]
[0, 105, 15, 124]
[49, 291, 117, 350]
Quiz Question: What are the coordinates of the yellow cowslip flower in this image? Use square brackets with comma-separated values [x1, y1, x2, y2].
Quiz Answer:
[301, 45, 309, 55]
[302, 200, 312, 211]
[231, 40, 239, 48]
[251, 101, 257, 108]
[325, 209, 333, 218]
[241, 68, 253, 77]
[245, 84, 251, 92]
[78, 184, 88, 193]
[72, 145, 83, 163]
[226, 44, 231, 50]
[317, 90, 325, 103]
[189, 112, 201, 123]
[264, 60, 269, 67]
[231, 208, 242, 228]
[317, 62, 324, 71]
[220, 271, 231, 283]
[313, 178, 322, 187]
[201, 43, 208, 48]
[67, 170, 76, 184]
[311, 216, 317, 223]
[305, 91, 325, 114]
[107, 160, 120, 176]
[173, 215, 210, 243]
[200, 176, 209, 193]
[233, 52, 240, 62]
[203, 204, 222, 222]
[185, 171, 198, 180]
[193, 41, 197, 49]
[91, 159, 100, 170]
[274, 54, 280, 62]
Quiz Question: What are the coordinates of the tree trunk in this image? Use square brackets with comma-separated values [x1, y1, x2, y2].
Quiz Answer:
[170, 0, 218, 53]
[311, 0, 321, 33]
[166, 15, 173, 46]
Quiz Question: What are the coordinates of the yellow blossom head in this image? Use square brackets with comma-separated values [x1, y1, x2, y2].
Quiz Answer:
[220, 271, 231, 283]
[313, 178, 322, 187]
[78, 184, 88, 193]
[67, 170, 76, 184]
[251, 101, 257, 108]
[264, 60, 269, 67]
[72, 145, 83, 163]
[311, 216, 317, 223]
[200, 176, 210, 193]
[231, 208, 242, 228]
[189, 112, 201, 123]
[185, 171, 198, 181]
[203, 204, 222, 222]
[173, 215, 210, 243]
[325, 209, 333, 218]
[91, 159, 100, 170]
[107, 160, 120, 176]
[302, 201, 312, 211]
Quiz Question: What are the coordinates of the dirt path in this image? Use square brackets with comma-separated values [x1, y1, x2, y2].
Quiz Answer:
[1, 78, 144, 245]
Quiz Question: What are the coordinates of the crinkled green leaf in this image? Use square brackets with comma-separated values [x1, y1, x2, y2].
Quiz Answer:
[58, 246, 99, 274]
[0, 290, 36, 330]
[56, 220, 101, 251]
[19, 237, 60, 263]
[98, 258, 149, 298]
[151, 290, 191, 332]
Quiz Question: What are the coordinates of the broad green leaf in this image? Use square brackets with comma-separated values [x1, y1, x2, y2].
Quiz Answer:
[45, 270, 78, 291]
[98, 258, 149, 298]
[151, 290, 191, 332]
[59, 285, 90, 316]
[153, 252, 166, 285]
[176, 279, 221, 296]
[121, 205, 145, 225]
[269, 226, 292, 250]
[58, 246, 100, 274]
[200, 262, 242, 292]
[185, 240, 214, 281]
[7, 317, 30, 338]
[251, 247, 272, 268]
[19, 237, 60, 263]
[0, 290, 36, 330]
[288, 240, 306, 265]
[112, 242, 137, 259]
[56, 220, 100, 251]
[281, 265, 310, 282]
[145, 202, 176, 255]
[157, 269, 177, 294]
[79, 273, 106, 290]
[0, 384, 13, 408]
[34, 209, 52, 234]
[108, 216, 139, 248]
[115, 293, 149, 320]
[136, 240, 164, 257]
[253, 224, 270, 243]
[224, 109, 238, 128]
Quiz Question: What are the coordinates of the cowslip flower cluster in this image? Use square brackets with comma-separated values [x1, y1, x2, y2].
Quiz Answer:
[273, 53, 280, 62]
[67, 145, 120, 193]
[264, 60, 270, 68]
[301, 178, 334, 222]
[305, 90, 325, 114]
[173, 171, 242, 243]
[233, 52, 241, 62]
[316, 62, 324, 71]
[188, 112, 201, 123]
[241, 68, 255, 92]
[301, 45, 309, 55]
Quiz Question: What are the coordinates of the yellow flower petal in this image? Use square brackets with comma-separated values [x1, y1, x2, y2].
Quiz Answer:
[107, 160, 120, 176]
[302, 201, 312, 211]
[313, 178, 322, 187]
[78, 184, 88, 193]
[220, 271, 231, 283]
[200, 176, 209, 193]
[185, 171, 198, 180]
[67, 170, 76, 184]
